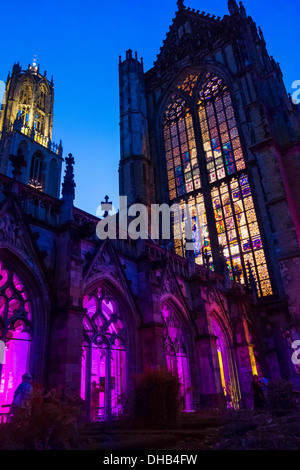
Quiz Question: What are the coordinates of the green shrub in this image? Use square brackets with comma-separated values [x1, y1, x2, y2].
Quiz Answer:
[133, 368, 181, 430]
[0, 389, 86, 450]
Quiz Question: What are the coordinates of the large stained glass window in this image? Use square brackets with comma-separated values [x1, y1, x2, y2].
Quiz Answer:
[162, 72, 273, 297]
[198, 74, 245, 183]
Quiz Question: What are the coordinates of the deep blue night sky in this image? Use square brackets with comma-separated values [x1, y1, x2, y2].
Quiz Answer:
[0, 0, 299, 215]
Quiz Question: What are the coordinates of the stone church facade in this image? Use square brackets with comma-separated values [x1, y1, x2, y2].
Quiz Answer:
[0, 0, 300, 420]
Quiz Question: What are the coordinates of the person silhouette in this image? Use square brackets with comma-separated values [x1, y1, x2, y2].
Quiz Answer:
[10, 373, 33, 418]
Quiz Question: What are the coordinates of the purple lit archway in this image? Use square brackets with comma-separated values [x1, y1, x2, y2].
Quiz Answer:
[0, 259, 33, 417]
[161, 302, 193, 411]
[81, 283, 132, 420]
[211, 313, 239, 409]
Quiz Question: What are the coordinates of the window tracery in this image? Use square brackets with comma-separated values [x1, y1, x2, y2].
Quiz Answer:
[29, 152, 44, 190]
[162, 71, 272, 296]
[81, 287, 126, 419]
[161, 304, 192, 410]
[19, 80, 32, 105]
[177, 73, 199, 96]
[37, 85, 46, 111]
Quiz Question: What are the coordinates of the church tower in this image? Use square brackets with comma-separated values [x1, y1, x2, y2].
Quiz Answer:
[0, 60, 63, 198]
[118, 50, 154, 209]
[119, 0, 300, 384]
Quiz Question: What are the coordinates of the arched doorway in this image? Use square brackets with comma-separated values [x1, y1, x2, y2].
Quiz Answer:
[81, 286, 127, 420]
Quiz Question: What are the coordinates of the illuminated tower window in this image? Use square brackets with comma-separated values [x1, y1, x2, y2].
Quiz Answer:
[29, 152, 44, 190]
[164, 95, 201, 199]
[177, 73, 199, 96]
[37, 85, 46, 111]
[18, 107, 30, 126]
[34, 111, 45, 133]
[19, 79, 32, 105]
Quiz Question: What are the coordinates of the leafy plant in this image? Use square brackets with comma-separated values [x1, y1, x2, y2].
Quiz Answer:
[0, 388, 86, 450]
[133, 368, 181, 430]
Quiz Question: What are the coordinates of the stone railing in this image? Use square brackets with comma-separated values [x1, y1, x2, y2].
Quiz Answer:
[0, 174, 62, 225]
[8, 124, 62, 157]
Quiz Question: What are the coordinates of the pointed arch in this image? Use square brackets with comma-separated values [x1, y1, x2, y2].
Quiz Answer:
[81, 275, 140, 420]
[29, 150, 45, 190]
[0, 248, 50, 419]
[156, 62, 273, 296]
[160, 297, 195, 411]
[48, 158, 59, 197]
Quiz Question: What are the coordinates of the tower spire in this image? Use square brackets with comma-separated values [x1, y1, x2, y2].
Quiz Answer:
[177, 0, 185, 10]
[228, 0, 239, 15]
[61, 153, 76, 222]
[62, 153, 76, 200]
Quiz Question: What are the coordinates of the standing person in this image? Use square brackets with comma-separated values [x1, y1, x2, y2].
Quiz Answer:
[90, 381, 100, 421]
[258, 373, 268, 391]
[10, 373, 33, 418]
[251, 374, 265, 411]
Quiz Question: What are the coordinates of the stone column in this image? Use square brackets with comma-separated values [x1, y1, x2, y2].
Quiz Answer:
[196, 334, 226, 408]
[139, 323, 167, 371]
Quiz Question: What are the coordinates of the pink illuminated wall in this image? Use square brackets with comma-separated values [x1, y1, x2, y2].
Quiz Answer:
[0, 261, 32, 415]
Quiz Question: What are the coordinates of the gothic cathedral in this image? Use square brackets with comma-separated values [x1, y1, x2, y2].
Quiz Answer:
[0, 0, 299, 421]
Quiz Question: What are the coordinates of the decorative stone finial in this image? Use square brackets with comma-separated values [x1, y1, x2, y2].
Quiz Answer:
[239, 1, 247, 18]
[246, 261, 258, 300]
[62, 153, 76, 200]
[9, 149, 27, 183]
[101, 195, 112, 218]
[177, 0, 184, 10]
[228, 0, 239, 15]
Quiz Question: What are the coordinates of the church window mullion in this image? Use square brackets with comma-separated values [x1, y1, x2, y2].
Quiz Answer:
[168, 122, 177, 200]
[205, 103, 219, 183]
[234, 176, 266, 297]
[179, 117, 193, 194]
[190, 108, 223, 272]
[175, 120, 185, 197]
[224, 179, 248, 283]
[215, 95, 236, 177]
[212, 183, 235, 277]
